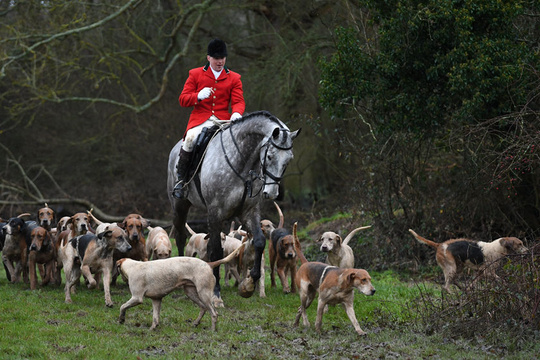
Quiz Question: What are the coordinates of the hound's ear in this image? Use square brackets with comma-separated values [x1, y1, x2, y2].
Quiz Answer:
[336, 235, 343, 245]
[120, 220, 127, 230]
[204, 234, 210, 240]
[317, 236, 322, 243]
[138, 216, 150, 228]
[291, 128, 301, 140]
[341, 271, 356, 289]
[98, 230, 112, 239]
[44, 231, 52, 246]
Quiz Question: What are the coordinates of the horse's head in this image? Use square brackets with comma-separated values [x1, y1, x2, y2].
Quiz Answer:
[260, 126, 301, 199]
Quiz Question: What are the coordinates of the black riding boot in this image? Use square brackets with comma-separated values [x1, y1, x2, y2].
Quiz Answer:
[172, 149, 192, 199]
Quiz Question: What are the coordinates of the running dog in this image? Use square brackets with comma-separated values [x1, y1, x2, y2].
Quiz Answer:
[293, 223, 376, 336]
[55, 212, 93, 285]
[117, 243, 245, 331]
[28, 226, 56, 290]
[318, 226, 371, 269]
[2, 214, 36, 283]
[409, 229, 528, 291]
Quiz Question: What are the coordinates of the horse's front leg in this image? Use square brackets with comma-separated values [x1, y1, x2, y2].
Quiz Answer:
[239, 225, 265, 298]
[172, 199, 191, 256]
[208, 220, 224, 307]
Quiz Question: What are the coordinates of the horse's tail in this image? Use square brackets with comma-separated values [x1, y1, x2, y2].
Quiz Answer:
[342, 225, 372, 246]
[207, 242, 246, 269]
[293, 222, 308, 265]
[408, 229, 440, 249]
[274, 201, 284, 229]
[185, 222, 196, 236]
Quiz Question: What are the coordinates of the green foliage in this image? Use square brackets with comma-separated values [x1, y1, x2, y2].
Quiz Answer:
[319, 0, 539, 135]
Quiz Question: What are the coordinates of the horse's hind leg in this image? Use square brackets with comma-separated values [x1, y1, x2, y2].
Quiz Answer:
[172, 199, 191, 256]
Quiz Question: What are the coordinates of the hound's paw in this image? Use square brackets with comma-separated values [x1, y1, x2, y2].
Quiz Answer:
[238, 276, 255, 298]
[212, 296, 225, 308]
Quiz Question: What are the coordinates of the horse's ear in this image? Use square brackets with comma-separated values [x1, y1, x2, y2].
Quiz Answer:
[291, 128, 301, 139]
[272, 127, 280, 139]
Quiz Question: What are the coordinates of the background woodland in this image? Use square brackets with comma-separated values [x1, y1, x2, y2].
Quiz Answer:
[1, 0, 540, 268]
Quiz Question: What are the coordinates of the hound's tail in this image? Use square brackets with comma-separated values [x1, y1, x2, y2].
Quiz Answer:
[274, 201, 284, 229]
[293, 222, 308, 265]
[185, 223, 196, 236]
[342, 225, 372, 247]
[408, 229, 440, 249]
[208, 242, 246, 269]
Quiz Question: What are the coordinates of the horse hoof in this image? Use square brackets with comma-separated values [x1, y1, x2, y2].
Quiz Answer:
[238, 276, 255, 298]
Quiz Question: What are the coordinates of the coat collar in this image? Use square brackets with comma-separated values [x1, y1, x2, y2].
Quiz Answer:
[203, 62, 230, 74]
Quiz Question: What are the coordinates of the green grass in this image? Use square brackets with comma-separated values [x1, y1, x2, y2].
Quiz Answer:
[0, 260, 538, 359]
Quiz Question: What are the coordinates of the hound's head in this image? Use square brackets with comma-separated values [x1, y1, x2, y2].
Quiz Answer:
[122, 217, 144, 243]
[69, 213, 91, 235]
[99, 226, 132, 253]
[347, 269, 376, 296]
[260, 219, 276, 240]
[37, 205, 55, 230]
[500, 237, 528, 254]
[318, 231, 342, 253]
[278, 234, 297, 259]
[30, 226, 51, 252]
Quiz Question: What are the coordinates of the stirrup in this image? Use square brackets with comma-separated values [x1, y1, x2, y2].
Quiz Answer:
[172, 180, 186, 199]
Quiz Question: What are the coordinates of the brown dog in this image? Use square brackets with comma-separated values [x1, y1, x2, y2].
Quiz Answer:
[409, 229, 528, 291]
[118, 214, 148, 262]
[37, 204, 55, 231]
[145, 226, 172, 260]
[28, 226, 56, 290]
[293, 223, 376, 336]
[318, 226, 372, 269]
[269, 226, 297, 293]
[2, 213, 35, 283]
[117, 243, 245, 331]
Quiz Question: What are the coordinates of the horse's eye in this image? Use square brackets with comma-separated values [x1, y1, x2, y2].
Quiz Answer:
[267, 155, 273, 161]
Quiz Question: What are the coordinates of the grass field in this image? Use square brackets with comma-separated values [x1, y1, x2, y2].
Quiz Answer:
[0, 249, 538, 359]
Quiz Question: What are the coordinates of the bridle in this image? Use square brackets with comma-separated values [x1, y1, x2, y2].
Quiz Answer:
[220, 124, 291, 198]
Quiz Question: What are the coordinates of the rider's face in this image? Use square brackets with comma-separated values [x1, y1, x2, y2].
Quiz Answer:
[207, 55, 226, 72]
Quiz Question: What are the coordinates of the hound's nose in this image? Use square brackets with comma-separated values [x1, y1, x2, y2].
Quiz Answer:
[30, 244, 37, 251]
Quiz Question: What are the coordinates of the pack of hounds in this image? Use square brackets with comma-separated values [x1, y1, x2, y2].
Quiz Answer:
[0, 203, 528, 335]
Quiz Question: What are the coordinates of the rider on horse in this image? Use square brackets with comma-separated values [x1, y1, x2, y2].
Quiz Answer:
[173, 38, 246, 199]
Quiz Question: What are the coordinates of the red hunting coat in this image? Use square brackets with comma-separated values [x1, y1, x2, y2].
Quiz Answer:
[179, 64, 245, 133]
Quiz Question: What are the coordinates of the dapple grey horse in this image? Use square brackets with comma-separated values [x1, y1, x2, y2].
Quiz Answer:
[167, 111, 300, 302]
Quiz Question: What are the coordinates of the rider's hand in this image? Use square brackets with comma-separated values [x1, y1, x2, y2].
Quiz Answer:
[197, 87, 213, 101]
[230, 112, 242, 121]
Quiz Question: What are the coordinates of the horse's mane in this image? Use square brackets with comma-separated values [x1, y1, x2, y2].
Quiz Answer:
[231, 110, 285, 128]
